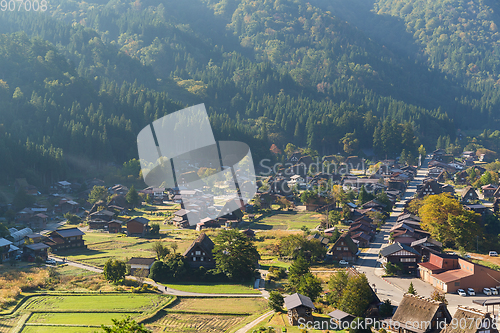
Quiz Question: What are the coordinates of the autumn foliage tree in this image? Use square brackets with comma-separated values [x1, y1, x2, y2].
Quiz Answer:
[419, 193, 481, 249]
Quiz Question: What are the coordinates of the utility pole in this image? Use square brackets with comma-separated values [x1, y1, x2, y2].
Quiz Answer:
[477, 235, 479, 253]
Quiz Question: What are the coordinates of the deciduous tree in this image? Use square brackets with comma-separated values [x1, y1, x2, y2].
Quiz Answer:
[213, 229, 259, 280]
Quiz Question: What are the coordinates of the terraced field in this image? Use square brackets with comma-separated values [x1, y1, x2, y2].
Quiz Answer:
[143, 297, 267, 333]
[148, 311, 244, 332]
[0, 293, 173, 332]
[0, 294, 266, 333]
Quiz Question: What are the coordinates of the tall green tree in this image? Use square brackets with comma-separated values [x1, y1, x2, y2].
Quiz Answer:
[126, 185, 140, 207]
[103, 259, 126, 283]
[88, 186, 109, 204]
[268, 291, 284, 312]
[338, 274, 373, 317]
[213, 230, 259, 280]
[327, 270, 349, 306]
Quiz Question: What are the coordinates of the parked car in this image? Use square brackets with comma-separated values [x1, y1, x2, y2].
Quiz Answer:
[45, 259, 57, 265]
[489, 251, 498, 257]
[464, 254, 471, 259]
[339, 260, 349, 265]
[467, 288, 476, 296]
[492, 288, 499, 295]
[457, 289, 467, 296]
[483, 287, 492, 295]
[15, 255, 21, 261]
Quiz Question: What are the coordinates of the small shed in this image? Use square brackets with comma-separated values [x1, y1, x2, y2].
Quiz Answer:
[284, 293, 315, 326]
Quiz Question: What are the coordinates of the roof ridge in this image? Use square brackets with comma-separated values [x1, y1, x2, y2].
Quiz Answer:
[404, 293, 443, 305]
[458, 305, 488, 316]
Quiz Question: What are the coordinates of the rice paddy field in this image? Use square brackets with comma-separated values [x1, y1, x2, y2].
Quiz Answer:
[0, 294, 267, 333]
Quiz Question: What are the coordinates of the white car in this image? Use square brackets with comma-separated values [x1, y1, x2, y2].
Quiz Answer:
[339, 260, 349, 265]
[467, 288, 476, 296]
[457, 289, 467, 296]
[492, 288, 499, 295]
[483, 288, 492, 295]
[45, 259, 57, 265]
[489, 251, 498, 257]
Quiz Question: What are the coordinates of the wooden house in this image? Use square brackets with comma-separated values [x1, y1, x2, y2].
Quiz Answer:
[410, 237, 443, 261]
[387, 294, 451, 333]
[0, 238, 14, 261]
[108, 220, 123, 233]
[328, 310, 355, 328]
[23, 242, 49, 261]
[128, 257, 156, 276]
[441, 306, 497, 333]
[126, 217, 149, 237]
[284, 293, 315, 326]
[327, 234, 358, 262]
[306, 234, 330, 247]
[29, 213, 48, 230]
[44, 228, 86, 251]
[183, 233, 215, 269]
[379, 242, 421, 275]
[242, 229, 255, 238]
[461, 186, 479, 203]
[482, 184, 497, 198]
[89, 209, 115, 222]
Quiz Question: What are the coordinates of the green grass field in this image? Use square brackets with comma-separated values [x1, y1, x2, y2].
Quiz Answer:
[165, 282, 261, 294]
[61, 231, 197, 267]
[21, 327, 97, 333]
[21, 294, 168, 312]
[27, 312, 135, 325]
[172, 297, 267, 314]
[249, 211, 322, 230]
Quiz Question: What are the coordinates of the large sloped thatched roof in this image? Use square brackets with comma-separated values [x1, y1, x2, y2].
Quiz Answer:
[441, 306, 494, 333]
[391, 294, 450, 331]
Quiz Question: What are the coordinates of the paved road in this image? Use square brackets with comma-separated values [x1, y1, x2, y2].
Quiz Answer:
[356, 160, 429, 308]
[356, 159, 499, 315]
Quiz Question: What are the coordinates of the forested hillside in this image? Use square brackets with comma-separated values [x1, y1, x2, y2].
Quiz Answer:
[0, 0, 499, 188]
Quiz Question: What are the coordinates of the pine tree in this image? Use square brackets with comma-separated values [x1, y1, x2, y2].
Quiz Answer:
[407, 282, 417, 295]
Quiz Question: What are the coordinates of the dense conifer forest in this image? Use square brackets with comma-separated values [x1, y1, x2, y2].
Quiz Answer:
[0, 0, 499, 187]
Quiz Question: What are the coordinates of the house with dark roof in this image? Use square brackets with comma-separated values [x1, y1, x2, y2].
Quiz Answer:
[24, 242, 50, 261]
[416, 179, 455, 198]
[350, 231, 371, 247]
[284, 293, 315, 326]
[108, 220, 123, 233]
[418, 252, 500, 293]
[126, 217, 149, 237]
[327, 234, 358, 262]
[0, 238, 16, 261]
[29, 213, 48, 230]
[441, 306, 497, 333]
[306, 234, 330, 247]
[127, 257, 156, 275]
[410, 237, 442, 260]
[482, 184, 497, 198]
[183, 233, 215, 269]
[328, 309, 355, 327]
[44, 228, 86, 251]
[242, 229, 255, 238]
[386, 294, 451, 333]
[89, 209, 115, 222]
[461, 186, 479, 203]
[379, 242, 421, 275]
[391, 229, 418, 245]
